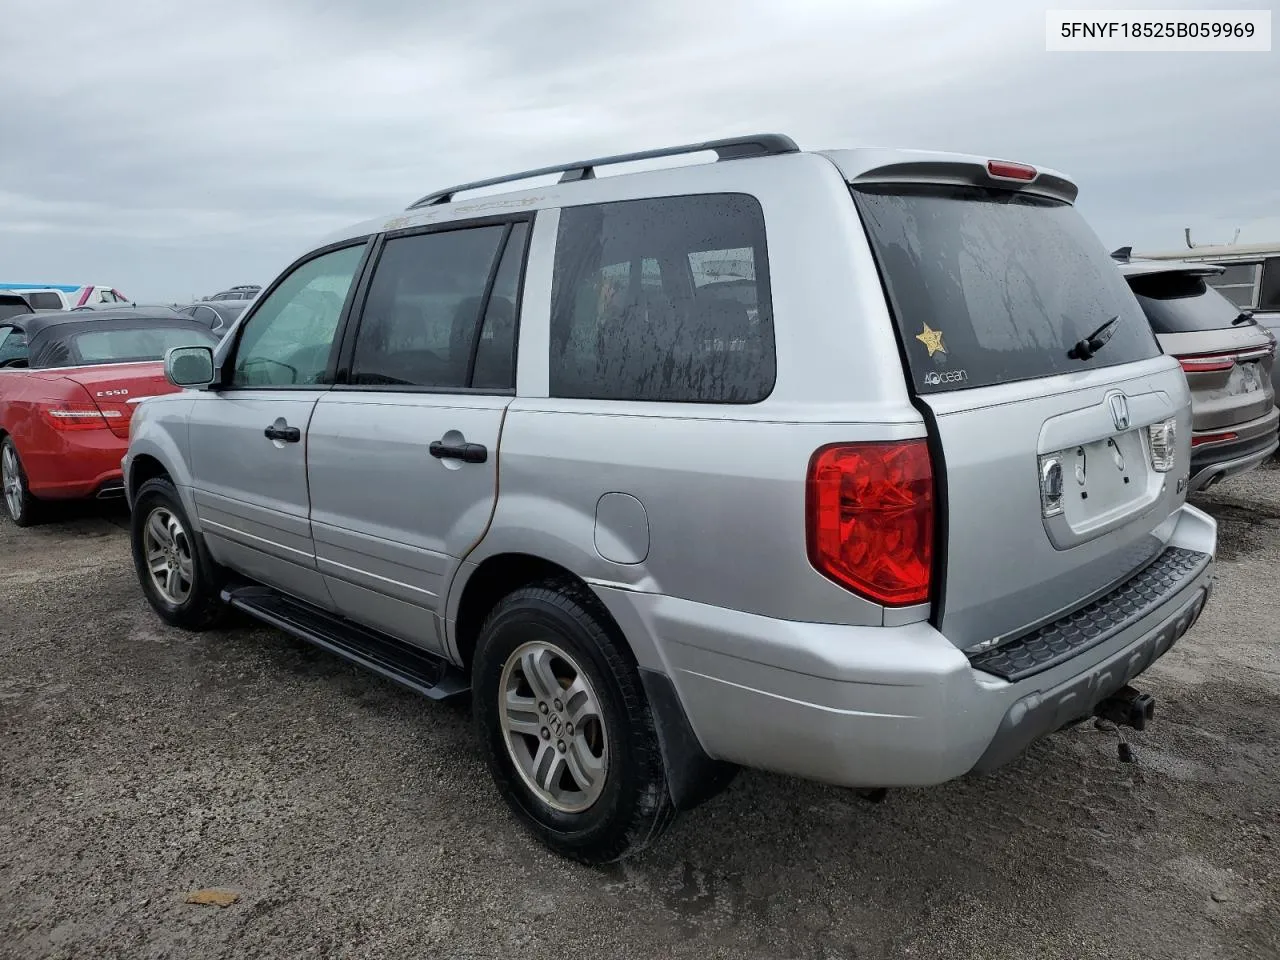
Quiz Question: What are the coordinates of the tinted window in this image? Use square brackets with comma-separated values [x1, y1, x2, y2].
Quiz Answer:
[31, 322, 217, 368]
[1206, 262, 1260, 309]
[1127, 271, 1247, 333]
[26, 292, 62, 310]
[232, 243, 365, 387]
[855, 185, 1160, 393]
[351, 225, 506, 388]
[1259, 258, 1280, 311]
[0, 297, 31, 322]
[472, 222, 527, 391]
[0, 327, 28, 367]
[550, 194, 775, 403]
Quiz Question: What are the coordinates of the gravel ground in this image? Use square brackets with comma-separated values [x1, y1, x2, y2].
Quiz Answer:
[2, 469, 1278, 960]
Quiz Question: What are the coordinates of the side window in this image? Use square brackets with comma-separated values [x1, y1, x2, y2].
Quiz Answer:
[232, 243, 365, 387]
[1259, 258, 1280, 312]
[350, 224, 509, 388]
[549, 194, 775, 403]
[1206, 262, 1260, 309]
[0, 327, 29, 367]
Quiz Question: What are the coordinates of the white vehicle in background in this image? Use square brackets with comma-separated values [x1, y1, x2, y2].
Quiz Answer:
[0, 283, 131, 310]
[1136, 235, 1280, 396]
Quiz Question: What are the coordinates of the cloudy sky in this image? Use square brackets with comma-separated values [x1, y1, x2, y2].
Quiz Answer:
[1, 0, 1276, 302]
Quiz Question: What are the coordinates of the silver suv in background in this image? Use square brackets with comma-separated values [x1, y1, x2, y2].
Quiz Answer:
[1117, 253, 1278, 492]
[125, 136, 1217, 863]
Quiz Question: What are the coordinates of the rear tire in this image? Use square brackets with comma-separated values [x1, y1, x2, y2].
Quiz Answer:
[1, 437, 40, 528]
[130, 477, 225, 630]
[473, 581, 676, 864]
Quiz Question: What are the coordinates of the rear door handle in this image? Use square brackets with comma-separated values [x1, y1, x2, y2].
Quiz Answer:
[429, 440, 487, 464]
[264, 423, 301, 443]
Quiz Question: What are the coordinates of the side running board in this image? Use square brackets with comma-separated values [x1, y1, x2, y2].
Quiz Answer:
[221, 584, 469, 701]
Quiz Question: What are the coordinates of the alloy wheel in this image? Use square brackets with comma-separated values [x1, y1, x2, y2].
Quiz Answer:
[499, 640, 609, 813]
[142, 506, 194, 605]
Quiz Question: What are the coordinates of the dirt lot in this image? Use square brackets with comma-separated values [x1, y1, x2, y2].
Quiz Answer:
[2, 470, 1278, 960]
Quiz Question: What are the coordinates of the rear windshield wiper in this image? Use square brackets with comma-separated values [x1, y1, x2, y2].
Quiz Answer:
[1068, 315, 1120, 361]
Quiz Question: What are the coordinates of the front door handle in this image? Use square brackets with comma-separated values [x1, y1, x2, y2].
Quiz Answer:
[264, 423, 301, 443]
[429, 440, 487, 464]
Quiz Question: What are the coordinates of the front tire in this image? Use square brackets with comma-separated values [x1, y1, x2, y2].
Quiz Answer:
[130, 477, 224, 630]
[1, 437, 41, 527]
[473, 581, 676, 864]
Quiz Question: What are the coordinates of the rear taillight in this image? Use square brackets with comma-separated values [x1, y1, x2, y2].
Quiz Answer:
[38, 403, 122, 431]
[1147, 417, 1177, 472]
[987, 159, 1037, 181]
[1191, 431, 1238, 448]
[806, 440, 934, 607]
[1176, 345, 1273, 373]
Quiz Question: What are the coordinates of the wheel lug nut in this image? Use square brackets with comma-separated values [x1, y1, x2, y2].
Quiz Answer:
[566, 723, 574, 736]
[553, 699, 563, 711]
[540, 727, 550, 740]
[557, 740, 566, 753]
[538, 702, 548, 714]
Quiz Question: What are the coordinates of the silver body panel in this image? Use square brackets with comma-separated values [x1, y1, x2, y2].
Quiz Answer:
[125, 142, 1218, 790]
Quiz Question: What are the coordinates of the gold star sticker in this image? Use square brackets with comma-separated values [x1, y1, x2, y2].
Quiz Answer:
[915, 322, 946, 357]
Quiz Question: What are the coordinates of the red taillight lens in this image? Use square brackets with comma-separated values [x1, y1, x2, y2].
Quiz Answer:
[38, 403, 121, 431]
[806, 440, 934, 606]
[1191, 431, 1238, 448]
[987, 159, 1037, 181]
[1176, 354, 1236, 373]
[1176, 344, 1272, 373]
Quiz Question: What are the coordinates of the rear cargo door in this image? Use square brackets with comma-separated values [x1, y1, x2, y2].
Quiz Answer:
[853, 180, 1191, 652]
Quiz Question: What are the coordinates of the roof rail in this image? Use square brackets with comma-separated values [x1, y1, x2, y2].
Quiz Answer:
[406, 133, 800, 210]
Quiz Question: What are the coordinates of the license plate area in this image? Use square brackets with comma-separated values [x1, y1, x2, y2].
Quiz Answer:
[1231, 361, 1263, 395]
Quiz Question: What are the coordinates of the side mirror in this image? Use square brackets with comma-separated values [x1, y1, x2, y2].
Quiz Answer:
[164, 345, 215, 388]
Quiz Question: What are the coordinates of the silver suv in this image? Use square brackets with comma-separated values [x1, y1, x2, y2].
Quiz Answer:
[124, 135, 1218, 863]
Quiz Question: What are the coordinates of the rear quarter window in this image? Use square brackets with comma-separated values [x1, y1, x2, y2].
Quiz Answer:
[854, 184, 1160, 393]
[549, 193, 775, 403]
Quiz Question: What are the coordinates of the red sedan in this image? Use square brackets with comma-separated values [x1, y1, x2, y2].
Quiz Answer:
[0, 309, 218, 526]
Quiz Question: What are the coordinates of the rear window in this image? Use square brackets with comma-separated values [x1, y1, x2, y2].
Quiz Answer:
[1126, 271, 1245, 333]
[854, 184, 1160, 393]
[26, 292, 63, 310]
[0, 297, 31, 322]
[32, 323, 217, 368]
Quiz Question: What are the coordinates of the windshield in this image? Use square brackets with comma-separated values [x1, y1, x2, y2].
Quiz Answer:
[31, 322, 217, 368]
[1127, 270, 1248, 333]
[854, 184, 1160, 393]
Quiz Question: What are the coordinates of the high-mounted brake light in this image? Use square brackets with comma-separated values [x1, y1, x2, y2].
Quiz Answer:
[806, 440, 934, 607]
[987, 160, 1037, 182]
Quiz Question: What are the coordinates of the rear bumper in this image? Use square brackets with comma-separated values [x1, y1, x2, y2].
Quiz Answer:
[592, 503, 1216, 789]
[1189, 408, 1279, 492]
[25, 432, 128, 500]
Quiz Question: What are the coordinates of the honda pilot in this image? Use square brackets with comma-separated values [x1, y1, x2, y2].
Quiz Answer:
[124, 135, 1217, 863]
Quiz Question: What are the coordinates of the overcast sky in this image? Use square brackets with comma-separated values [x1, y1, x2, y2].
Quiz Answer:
[1, 0, 1276, 302]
